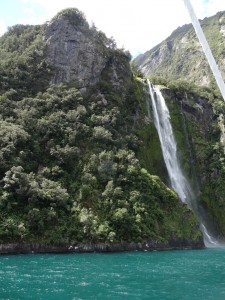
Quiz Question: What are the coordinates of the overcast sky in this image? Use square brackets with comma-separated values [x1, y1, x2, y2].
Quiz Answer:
[0, 0, 224, 56]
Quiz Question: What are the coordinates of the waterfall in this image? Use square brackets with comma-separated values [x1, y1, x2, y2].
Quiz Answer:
[147, 81, 194, 208]
[183, 0, 225, 102]
[200, 224, 221, 248]
[147, 80, 220, 247]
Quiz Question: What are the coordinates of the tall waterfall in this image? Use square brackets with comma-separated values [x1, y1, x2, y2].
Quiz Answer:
[147, 80, 220, 247]
[147, 81, 194, 207]
[183, 0, 225, 103]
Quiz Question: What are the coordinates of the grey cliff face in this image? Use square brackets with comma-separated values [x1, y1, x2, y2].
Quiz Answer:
[44, 12, 108, 88]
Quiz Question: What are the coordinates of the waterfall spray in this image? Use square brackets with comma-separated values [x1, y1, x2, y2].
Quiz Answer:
[183, 0, 225, 102]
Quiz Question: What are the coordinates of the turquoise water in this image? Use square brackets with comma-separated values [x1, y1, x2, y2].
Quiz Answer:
[1, 249, 225, 299]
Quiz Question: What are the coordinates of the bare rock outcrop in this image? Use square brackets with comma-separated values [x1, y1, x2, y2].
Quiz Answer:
[44, 9, 108, 88]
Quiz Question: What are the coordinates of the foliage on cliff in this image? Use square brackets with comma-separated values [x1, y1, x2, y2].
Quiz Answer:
[0, 83, 201, 245]
[0, 9, 202, 245]
[0, 24, 53, 98]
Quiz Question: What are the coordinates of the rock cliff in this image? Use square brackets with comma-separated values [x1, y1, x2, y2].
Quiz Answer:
[133, 11, 225, 87]
[44, 9, 107, 88]
[44, 9, 114, 89]
[150, 83, 225, 239]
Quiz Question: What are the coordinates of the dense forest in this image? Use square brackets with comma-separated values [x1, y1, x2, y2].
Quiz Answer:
[1, 8, 225, 249]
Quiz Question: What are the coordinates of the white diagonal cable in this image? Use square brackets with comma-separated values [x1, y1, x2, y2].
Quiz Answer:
[183, 0, 225, 102]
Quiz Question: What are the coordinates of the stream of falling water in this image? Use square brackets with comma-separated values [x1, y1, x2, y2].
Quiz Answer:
[147, 80, 220, 247]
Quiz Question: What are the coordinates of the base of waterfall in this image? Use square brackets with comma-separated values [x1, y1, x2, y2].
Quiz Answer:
[200, 224, 225, 248]
[0, 239, 204, 255]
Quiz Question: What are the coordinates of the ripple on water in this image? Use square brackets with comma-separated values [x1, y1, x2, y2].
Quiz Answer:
[1, 250, 225, 299]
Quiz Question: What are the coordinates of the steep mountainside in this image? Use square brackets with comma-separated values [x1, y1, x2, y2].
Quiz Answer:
[1, 8, 225, 250]
[133, 11, 225, 87]
[0, 8, 203, 249]
[159, 81, 225, 239]
[135, 76, 225, 241]
[45, 10, 118, 88]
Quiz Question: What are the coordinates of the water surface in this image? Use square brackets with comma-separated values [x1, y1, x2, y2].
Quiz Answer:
[1, 248, 225, 299]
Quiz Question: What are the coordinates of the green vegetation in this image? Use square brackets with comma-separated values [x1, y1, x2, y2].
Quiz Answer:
[52, 8, 88, 27]
[0, 82, 201, 245]
[0, 24, 53, 99]
[0, 9, 203, 246]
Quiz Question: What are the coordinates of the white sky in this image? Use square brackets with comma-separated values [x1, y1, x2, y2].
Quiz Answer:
[0, 0, 224, 56]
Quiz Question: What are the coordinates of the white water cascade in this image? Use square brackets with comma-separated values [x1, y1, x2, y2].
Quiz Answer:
[147, 80, 220, 247]
[147, 81, 194, 207]
[183, 0, 225, 102]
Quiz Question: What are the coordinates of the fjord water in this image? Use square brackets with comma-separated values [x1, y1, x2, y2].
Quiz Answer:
[1, 249, 225, 299]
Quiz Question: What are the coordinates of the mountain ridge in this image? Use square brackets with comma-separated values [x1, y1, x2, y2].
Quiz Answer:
[133, 11, 225, 88]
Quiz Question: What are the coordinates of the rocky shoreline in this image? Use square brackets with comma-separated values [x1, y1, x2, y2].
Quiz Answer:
[0, 239, 204, 255]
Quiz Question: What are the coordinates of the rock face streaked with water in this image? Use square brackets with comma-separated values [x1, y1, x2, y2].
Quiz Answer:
[147, 81, 220, 247]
